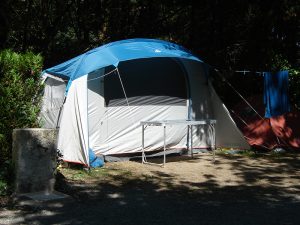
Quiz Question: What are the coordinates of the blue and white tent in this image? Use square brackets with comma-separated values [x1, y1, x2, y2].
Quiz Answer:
[41, 38, 249, 166]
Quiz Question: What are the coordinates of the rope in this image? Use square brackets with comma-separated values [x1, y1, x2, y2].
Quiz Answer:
[87, 68, 118, 81]
[230, 109, 251, 127]
[216, 69, 291, 149]
[116, 68, 130, 108]
[214, 69, 264, 119]
[235, 70, 265, 75]
[229, 109, 272, 149]
[116, 68, 135, 123]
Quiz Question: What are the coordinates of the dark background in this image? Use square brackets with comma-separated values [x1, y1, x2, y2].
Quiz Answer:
[0, 0, 299, 106]
[0, 0, 298, 69]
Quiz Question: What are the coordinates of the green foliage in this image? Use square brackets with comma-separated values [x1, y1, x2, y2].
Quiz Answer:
[289, 71, 300, 110]
[2, 1, 298, 70]
[0, 179, 8, 196]
[0, 161, 12, 196]
[267, 52, 300, 109]
[0, 49, 43, 164]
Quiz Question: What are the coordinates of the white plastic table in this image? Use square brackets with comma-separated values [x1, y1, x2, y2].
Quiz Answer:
[141, 119, 216, 167]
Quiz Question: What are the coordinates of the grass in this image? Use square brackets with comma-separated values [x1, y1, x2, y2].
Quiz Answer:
[58, 165, 133, 183]
[216, 148, 298, 160]
[58, 167, 110, 181]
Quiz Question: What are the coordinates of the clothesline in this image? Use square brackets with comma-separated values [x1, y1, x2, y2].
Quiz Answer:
[235, 70, 266, 75]
[234, 70, 290, 75]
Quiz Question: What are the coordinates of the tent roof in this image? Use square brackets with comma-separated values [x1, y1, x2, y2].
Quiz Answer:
[44, 38, 202, 81]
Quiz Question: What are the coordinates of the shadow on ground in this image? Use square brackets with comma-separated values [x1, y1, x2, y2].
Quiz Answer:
[1, 154, 300, 225]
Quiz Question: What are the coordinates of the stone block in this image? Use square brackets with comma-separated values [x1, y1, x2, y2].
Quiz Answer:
[12, 128, 58, 194]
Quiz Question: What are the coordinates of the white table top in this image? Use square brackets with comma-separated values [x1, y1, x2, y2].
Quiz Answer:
[140, 119, 216, 126]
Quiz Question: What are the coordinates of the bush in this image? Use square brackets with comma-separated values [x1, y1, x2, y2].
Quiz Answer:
[289, 69, 300, 110]
[0, 161, 11, 196]
[0, 49, 43, 165]
[269, 53, 300, 110]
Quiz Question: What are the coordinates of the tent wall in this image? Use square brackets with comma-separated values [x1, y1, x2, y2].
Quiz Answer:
[179, 59, 215, 148]
[57, 75, 89, 165]
[209, 84, 251, 149]
[89, 104, 188, 155]
[40, 74, 66, 128]
[179, 59, 249, 149]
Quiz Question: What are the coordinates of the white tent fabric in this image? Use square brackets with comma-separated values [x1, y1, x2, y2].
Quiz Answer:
[41, 57, 250, 166]
[210, 83, 249, 148]
[86, 62, 189, 156]
[56, 75, 89, 165]
[40, 74, 66, 128]
[41, 39, 250, 166]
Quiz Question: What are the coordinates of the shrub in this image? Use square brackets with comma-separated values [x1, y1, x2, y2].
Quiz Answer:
[0, 49, 43, 165]
[0, 161, 11, 196]
[269, 53, 300, 110]
[289, 69, 300, 110]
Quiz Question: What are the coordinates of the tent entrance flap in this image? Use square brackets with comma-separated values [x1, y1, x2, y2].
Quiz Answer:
[87, 57, 190, 156]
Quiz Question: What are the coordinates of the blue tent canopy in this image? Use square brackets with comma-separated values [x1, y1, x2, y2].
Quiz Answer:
[44, 38, 202, 83]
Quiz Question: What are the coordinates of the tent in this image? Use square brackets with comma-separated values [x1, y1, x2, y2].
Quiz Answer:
[232, 95, 300, 150]
[40, 38, 249, 166]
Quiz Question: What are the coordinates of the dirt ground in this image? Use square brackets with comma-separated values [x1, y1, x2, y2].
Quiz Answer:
[1, 153, 300, 225]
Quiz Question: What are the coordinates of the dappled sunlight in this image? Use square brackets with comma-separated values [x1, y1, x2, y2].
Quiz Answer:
[2, 154, 300, 225]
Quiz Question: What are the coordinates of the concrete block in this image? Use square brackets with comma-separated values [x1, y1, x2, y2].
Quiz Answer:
[12, 128, 58, 194]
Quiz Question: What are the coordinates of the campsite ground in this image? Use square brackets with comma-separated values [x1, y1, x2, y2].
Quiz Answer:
[1, 152, 300, 225]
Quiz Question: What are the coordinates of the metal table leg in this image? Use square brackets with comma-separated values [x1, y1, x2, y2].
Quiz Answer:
[214, 124, 216, 162]
[163, 125, 166, 167]
[191, 125, 194, 158]
[211, 124, 216, 163]
[141, 124, 165, 167]
[142, 124, 145, 164]
[186, 124, 190, 153]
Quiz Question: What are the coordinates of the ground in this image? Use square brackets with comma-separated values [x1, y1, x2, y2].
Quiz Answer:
[1, 152, 300, 225]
